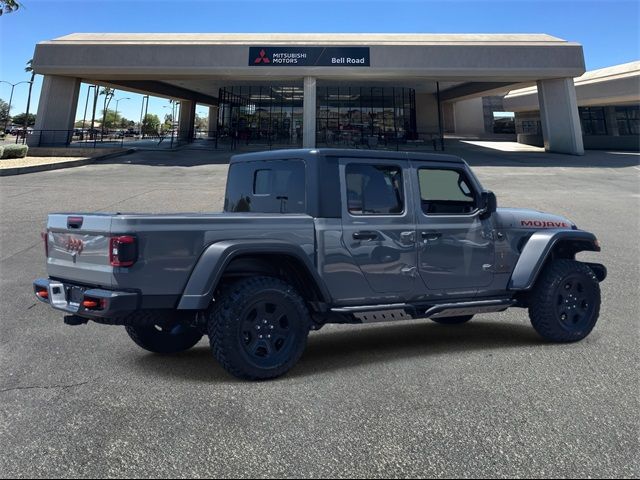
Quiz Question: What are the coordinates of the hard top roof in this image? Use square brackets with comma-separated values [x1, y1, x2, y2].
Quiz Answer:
[230, 148, 466, 164]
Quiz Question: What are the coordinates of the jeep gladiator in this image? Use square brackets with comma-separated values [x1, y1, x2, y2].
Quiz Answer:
[34, 149, 607, 380]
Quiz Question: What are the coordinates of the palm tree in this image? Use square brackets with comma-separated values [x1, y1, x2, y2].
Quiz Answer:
[1, 0, 21, 16]
[23, 59, 35, 136]
[99, 87, 115, 137]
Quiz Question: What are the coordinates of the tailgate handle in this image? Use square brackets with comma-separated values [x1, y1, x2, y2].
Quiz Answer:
[67, 216, 84, 229]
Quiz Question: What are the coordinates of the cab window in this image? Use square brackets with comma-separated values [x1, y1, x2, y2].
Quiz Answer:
[418, 168, 477, 215]
[346, 164, 404, 215]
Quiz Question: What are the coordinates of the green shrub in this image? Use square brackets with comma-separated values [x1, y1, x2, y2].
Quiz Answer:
[0, 146, 4, 159]
[1, 144, 28, 159]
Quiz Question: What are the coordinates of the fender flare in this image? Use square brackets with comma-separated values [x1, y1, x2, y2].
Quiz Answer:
[177, 240, 331, 310]
[508, 229, 600, 291]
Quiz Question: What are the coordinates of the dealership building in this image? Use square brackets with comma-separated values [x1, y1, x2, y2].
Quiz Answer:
[31, 33, 590, 154]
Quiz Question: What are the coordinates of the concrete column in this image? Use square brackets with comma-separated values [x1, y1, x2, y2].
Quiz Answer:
[29, 75, 81, 146]
[303, 77, 316, 148]
[208, 105, 218, 138]
[178, 100, 196, 142]
[537, 78, 584, 155]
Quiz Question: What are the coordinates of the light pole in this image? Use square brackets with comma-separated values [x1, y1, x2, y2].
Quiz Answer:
[197, 109, 208, 138]
[81, 85, 96, 141]
[139, 95, 149, 138]
[113, 97, 130, 131]
[1, 80, 32, 133]
[114, 97, 130, 146]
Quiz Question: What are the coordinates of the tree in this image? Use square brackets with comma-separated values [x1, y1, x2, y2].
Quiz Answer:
[163, 113, 173, 132]
[141, 113, 160, 135]
[24, 59, 36, 131]
[0, 0, 20, 15]
[195, 113, 208, 131]
[0, 99, 9, 126]
[11, 112, 36, 127]
[101, 108, 123, 130]
[99, 87, 115, 134]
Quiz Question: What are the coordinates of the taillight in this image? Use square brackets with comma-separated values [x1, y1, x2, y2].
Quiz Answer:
[41, 231, 49, 258]
[36, 287, 48, 299]
[109, 235, 137, 267]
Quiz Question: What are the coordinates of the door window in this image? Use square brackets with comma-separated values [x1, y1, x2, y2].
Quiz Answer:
[418, 168, 476, 215]
[346, 164, 404, 215]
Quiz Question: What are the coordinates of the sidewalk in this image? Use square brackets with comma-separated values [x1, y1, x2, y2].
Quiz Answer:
[0, 148, 135, 176]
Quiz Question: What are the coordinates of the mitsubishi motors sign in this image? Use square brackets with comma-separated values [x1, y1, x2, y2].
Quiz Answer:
[249, 46, 370, 67]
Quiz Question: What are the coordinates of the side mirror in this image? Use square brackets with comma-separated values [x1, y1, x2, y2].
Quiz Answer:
[480, 190, 497, 219]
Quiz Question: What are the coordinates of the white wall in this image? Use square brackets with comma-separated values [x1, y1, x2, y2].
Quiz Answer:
[453, 97, 485, 135]
[415, 93, 439, 133]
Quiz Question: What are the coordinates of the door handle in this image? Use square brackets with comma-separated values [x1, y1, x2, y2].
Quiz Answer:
[421, 232, 442, 242]
[400, 231, 416, 244]
[353, 231, 378, 241]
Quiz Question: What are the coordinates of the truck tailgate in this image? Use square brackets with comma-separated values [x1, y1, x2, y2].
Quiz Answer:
[46, 214, 114, 287]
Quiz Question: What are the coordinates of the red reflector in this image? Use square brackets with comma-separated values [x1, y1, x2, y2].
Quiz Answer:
[41, 231, 49, 258]
[36, 290, 48, 299]
[82, 297, 105, 310]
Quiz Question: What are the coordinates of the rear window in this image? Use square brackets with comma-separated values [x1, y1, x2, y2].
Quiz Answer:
[224, 160, 306, 213]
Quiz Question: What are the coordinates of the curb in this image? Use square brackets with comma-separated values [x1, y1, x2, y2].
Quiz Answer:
[0, 148, 137, 176]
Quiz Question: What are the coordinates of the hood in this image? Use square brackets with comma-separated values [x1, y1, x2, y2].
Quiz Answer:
[494, 208, 576, 230]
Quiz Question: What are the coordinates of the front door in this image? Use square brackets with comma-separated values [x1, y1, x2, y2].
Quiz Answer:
[411, 162, 495, 296]
[339, 158, 417, 297]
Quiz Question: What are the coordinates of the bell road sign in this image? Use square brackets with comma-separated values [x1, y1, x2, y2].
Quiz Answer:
[249, 47, 370, 67]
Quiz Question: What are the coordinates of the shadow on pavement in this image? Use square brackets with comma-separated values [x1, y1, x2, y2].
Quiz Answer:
[99, 148, 234, 167]
[129, 320, 541, 383]
[445, 140, 640, 168]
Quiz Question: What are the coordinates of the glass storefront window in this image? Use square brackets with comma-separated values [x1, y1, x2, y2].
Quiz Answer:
[315, 86, 417, 147]
[616, 106, 639, 136]
[579, 107, 607, 135]
[217, 85, 417, 148]
[218, 85, 304, 147]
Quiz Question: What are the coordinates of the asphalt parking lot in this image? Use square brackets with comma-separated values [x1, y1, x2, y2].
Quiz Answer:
[1, 143, 638, 478]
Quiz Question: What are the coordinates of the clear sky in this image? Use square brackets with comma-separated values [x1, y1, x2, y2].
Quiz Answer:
[1, 0, 638, 124]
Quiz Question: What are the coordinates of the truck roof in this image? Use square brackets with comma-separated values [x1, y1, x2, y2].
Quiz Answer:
[230, 148, 466, 164]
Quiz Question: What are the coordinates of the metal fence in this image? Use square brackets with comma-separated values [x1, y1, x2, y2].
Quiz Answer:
[7, 129, 188, 150]
[202, 130, 445, 152]
[4, 128, 445, 152]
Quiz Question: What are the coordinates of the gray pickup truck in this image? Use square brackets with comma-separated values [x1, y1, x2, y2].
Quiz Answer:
[34, 149, 606, 380]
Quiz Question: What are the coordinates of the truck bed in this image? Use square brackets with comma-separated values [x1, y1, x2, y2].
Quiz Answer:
[45, 212, 316, 300]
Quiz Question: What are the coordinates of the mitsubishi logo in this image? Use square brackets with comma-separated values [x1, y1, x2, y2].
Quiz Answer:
[254, 49, 270, 64]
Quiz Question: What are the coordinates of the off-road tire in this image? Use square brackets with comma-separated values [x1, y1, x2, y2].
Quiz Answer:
[125, 312, 203, 354]
[430, 315, 474, 325]
[207, 276, 311, 381]
[528, 259, 601, 342]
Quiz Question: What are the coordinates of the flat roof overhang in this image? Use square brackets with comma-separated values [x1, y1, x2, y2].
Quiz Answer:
[31, 33, 586, 103]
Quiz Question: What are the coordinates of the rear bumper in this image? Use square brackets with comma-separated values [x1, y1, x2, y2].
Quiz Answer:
[33, 278, 139, 319]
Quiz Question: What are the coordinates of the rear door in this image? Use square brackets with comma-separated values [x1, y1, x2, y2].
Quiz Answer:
[339, 157, 417, 297]
[410, 162, 495, 295]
